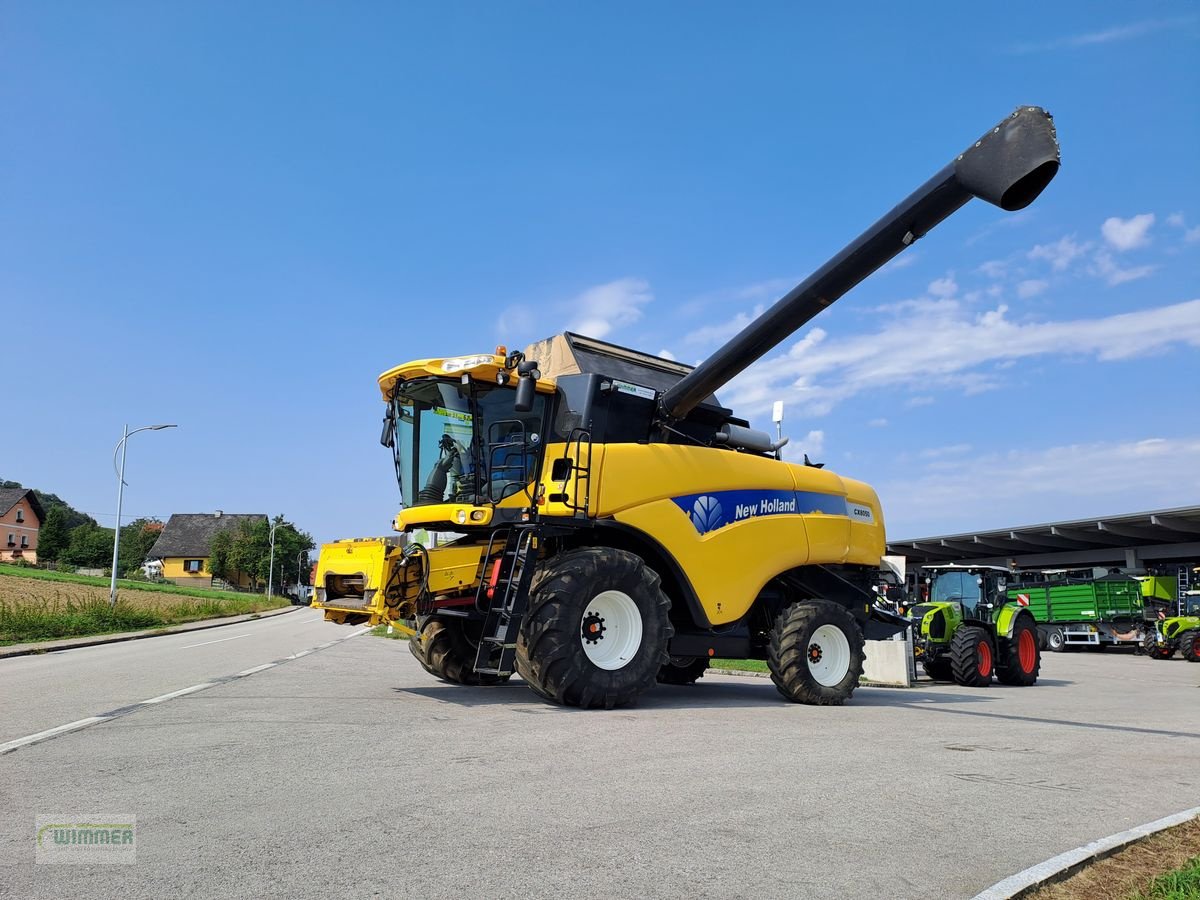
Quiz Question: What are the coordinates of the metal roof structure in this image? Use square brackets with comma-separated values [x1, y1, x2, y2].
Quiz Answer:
[888, 505, 1200, 569]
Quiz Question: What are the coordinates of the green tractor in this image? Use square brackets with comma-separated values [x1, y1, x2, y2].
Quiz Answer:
[1143, 592, 1200, 662]
[908, 565, 1041, 687]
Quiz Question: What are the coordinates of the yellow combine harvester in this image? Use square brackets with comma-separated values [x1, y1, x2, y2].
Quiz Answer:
[314, 107, 1061, 708]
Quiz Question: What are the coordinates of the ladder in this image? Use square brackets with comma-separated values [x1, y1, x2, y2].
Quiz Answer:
[473, 526, 538, 676]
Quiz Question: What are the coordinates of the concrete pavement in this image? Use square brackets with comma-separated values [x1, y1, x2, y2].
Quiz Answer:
[1, 637, 1197, 898]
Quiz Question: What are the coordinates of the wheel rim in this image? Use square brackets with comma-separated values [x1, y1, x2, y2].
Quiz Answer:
[580, 590, 643, 671]
[807, 624, 851, 687]
[977, 638, 992, 676]
[1018, 628, 1036, 673]
[1049, 631, 1063, 650]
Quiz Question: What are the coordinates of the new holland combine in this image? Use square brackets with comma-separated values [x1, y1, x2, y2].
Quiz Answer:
[314, 107, 1061, 708]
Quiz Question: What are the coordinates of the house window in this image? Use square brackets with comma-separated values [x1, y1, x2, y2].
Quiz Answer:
[20, 535, 28, 548]
[15, 509, 24, 522]
[184, 559, 203, 573]
[6, 534, 13, 547]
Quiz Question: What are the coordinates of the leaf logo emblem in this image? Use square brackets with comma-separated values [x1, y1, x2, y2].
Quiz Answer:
[691, 495, 724, 533]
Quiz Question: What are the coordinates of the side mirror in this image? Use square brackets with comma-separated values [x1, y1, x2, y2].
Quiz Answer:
[514, 360, 540, 413]
[380, 411, 395, 448]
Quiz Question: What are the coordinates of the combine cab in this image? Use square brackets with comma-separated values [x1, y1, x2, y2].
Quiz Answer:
[316, 107, 1060, 708]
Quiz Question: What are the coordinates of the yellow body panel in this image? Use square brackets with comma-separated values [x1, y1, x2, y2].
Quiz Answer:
[593, 444, 885, 625]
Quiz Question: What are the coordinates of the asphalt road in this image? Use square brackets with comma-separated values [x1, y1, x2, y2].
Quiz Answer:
[0, 607, 341, 744]
[1, 632, 1197, 899]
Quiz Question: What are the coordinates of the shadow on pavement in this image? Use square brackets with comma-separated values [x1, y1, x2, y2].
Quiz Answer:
[897, 701, 1200, 740]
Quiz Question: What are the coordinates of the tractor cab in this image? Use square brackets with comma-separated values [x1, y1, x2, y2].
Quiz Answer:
[924, 565, 1014, 624]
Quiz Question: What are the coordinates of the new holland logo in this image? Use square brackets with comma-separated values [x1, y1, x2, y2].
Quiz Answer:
[690, 495, 724, 533]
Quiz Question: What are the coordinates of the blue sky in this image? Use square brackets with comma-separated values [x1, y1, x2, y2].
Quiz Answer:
[3, 2, 1198, 545]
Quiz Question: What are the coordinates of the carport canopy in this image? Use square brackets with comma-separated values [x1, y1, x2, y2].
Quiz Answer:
[888, 505, 1200, 570]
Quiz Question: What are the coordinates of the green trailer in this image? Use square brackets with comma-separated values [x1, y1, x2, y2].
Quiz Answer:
[1007, 576, 1144, 651]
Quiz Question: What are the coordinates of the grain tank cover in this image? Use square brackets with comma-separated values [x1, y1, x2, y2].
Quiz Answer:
[524, 332, 726, 411]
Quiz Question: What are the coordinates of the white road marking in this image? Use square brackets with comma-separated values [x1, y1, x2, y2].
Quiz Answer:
[236, 663, 277, 677]
[140, 683, 217, 704]
[0, 717, 110, 755]
[179, 633, 253, 649]
[0, 623, 373, 755]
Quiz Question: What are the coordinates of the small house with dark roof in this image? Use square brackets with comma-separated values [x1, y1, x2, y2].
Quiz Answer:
[0, 488, 44, 564]
[147, 511, 266, 587]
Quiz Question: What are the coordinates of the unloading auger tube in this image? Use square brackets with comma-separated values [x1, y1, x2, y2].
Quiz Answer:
[658, 106, 1060, 420]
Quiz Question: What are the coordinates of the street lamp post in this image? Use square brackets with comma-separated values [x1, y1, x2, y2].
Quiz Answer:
[296, 550, 305, 604]
[267, 518, 281, 599]
[110, 423, 177, 608]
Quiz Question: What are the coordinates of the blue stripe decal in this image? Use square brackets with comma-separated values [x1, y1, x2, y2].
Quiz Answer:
[670, 489, 849, 535]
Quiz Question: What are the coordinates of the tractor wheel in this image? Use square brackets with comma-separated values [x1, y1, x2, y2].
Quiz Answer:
[1143, 632, 1173, 660]
[1181, 631, 1200, 663]
[1046, 627, 1066, 653]
[409, 617, 510, 686]
[515, 547, 672, 709]
[949, 625, 994, 687]
[767, 600, 865, 705]
[657, 656, 710, 685]
[996, 616, 1041, 686]
[922, 655, 953, 682]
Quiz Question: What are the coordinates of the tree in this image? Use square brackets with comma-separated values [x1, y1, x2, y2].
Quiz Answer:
[117, 518, 164, 576]
[209, 529, 233, 581]
[216, 517, 314, 592]
[38, 506, 71, 562]
[63, 524, 115, 569]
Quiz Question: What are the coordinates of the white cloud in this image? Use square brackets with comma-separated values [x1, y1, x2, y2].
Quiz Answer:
[1016, 279, 1048, 299]
[1186, 227, 1200, 244]
[657, 348, 676, 361]
[881, 253, 919, 273]
[721, 298, 1200, 418]
[801, 429, 825, 457]
[1101, 213, 1155, 251]
[1092, 251, 1156, 286]
[978, 260, 1008, 279]
[566, 277, 652, 340]
[1010, 17, 1196, 53]
[1028, 235, 1090, 271]
[928, 275, 957, 298]
[684, 303, 764, 346]
[919, 443, 972, 460]
[1167, 212, 1185, 228]
[906, 396, 935, 408]
[495, 304, 536, 340]
[867, 417, 889, 428]
[881, 435, 1200, 537]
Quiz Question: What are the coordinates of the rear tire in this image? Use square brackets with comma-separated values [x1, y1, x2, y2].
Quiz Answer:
[409, 617, 510, 686]
[1181, 631, 1200, 663]
[922, 655, 953, 682]
[950, 625, 994, 687]
[767, 600, 865, 705]
[515, 547, 672, 709]
[657, 656, 710, 685]
[996, 615, 1041, 686]
[1046, 627, 1066, 652]
[1143, 632, 1173, 660]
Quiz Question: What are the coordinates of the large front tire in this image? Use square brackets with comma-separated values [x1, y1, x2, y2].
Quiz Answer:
[996, 615, 1041, 686]
[515, 548, 672, 709]
[922, 655, 953, 682]
[950, 625, 994, 687]
[409, 617, 510, 686]
[1143, 632, 1173, 660]
[767, 600, 865, 705]
[1181, 631, 1200, 663]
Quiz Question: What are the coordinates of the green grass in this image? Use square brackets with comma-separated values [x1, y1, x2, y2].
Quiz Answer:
[0, 567, 291, 644]
[0, 563, 258, 602]
[371, 624, 408, 640]
[710, 658, 769, 673]
[1129, 856, 1200, 899]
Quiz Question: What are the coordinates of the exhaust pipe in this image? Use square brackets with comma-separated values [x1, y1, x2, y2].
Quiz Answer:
[659, 106, 1061, 420]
